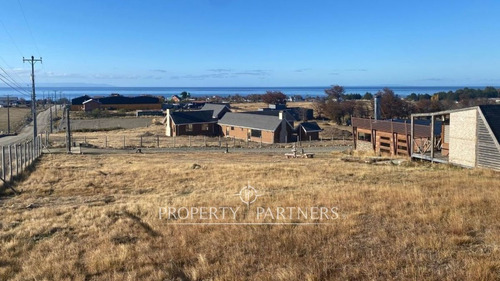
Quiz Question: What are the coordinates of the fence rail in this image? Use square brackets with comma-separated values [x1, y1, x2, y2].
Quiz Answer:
[48, 134, 351, 150]
[1, 135, 43, 188]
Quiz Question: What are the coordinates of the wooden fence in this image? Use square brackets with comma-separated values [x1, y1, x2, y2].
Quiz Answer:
[0, 135, 43, 188]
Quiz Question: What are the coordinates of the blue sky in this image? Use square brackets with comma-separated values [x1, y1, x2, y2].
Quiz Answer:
[1, 0, 499, 87]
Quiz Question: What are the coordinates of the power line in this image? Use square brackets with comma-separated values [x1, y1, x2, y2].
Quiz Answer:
[0, 20, 24, 57]
[0, 73, 31, 97]
[17, 0, 42, 58]
[0, 65, 30, 95]
[0, 55, 32, 88]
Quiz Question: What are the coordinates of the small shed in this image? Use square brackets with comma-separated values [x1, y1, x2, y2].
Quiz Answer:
[82, 99, 101, 112]
[411, 105, 500, 171]
[297, 122, 322, 141]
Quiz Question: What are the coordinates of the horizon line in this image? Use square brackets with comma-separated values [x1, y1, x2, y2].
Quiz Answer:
[1, 85, 498, 89]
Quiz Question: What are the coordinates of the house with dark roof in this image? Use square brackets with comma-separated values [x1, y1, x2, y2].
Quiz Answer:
[164, 109, 218, 136]
[245, 110, 297, 127]
[411, 105, 500, 171]
[218, 111, 293, 143]
[297, 122, 323, 141]
[201, 103, 231, 119]
[71, 94, 161, 111]
[258, 104, 314, 121]
[171, 95, 181, 103]
[71, 95, 92, 110]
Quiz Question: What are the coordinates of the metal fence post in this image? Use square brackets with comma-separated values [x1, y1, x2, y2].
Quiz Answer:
[123, 136, 126, 148]
[157, 135, 160, 148]
[140, 136, 143, 148]
[105, 135, 108, 148]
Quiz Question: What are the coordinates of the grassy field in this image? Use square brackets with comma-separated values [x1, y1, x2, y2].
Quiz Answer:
[0, 107, 30, 134]
[0, 151, 499, 280]
[231, 101, 315, 112]
[48, 122, 353, 149]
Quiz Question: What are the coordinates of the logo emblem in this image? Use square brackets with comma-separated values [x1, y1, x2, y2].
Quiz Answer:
[236, 182, 262, 206]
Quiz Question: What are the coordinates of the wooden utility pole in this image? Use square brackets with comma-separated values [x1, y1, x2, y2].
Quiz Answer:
[49, 103, 53, 133]
[6, 95, 10, 134]
[53, 90, 58, 117]
[66, 105, 71, 153]
[23, 56, 42, 140]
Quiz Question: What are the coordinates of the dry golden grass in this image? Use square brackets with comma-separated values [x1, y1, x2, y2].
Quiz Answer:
[0, 107, 30, 133]
[231, 101, 314, 112]
[1, 152, 499, 280]
[48, 124, 350, 149]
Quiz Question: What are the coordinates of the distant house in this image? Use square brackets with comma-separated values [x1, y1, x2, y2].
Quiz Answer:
[258, 104, 313, 121]
[71, 94, 161, 111]
[82, 99, 101, 112]
[268, 103, 287, 110]
[218, 111, 294, 143]
[171, 95, 181, 103]
[201, 103, 231, 119]
[0, 97, 20, 107]
[71, 95, 91, 111]
[297, 122, 323, 141]
[164, 109, 218, 137]
[98, 95, 161, 110]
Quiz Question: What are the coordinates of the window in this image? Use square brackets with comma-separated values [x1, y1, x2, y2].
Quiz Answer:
[358, 132, 371, 142]
[250, 129, 261, 138]
[231, 126, 234, 130]
[186, 124, 193, 132]
[202, 124, 209, 131]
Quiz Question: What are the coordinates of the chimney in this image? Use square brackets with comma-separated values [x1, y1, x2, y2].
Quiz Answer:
[374, 94, 381, 120]
[165, 109, 172, 136]
[278, 111, 284, 120]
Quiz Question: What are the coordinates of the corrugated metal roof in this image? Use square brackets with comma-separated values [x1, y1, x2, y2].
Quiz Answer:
[218, 112, 283, 131]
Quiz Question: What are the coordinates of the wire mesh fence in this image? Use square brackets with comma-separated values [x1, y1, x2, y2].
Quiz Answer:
[48, 134, 351, 150]
[1, 135, 43, 186]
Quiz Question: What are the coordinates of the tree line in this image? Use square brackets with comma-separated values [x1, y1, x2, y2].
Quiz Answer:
[315, 85, 500, 125]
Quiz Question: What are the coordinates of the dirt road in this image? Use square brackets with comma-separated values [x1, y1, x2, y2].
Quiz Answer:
[0, 105, 61, 146]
